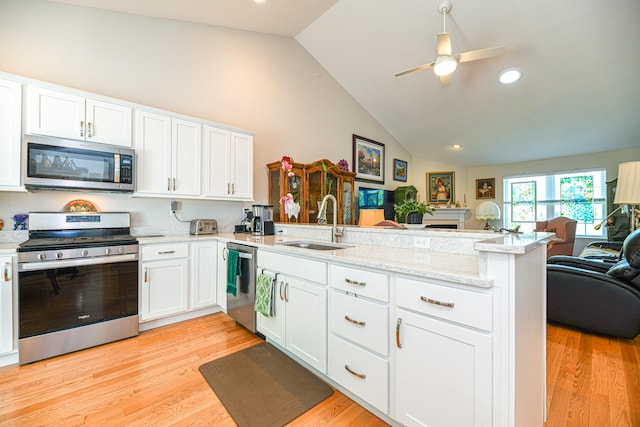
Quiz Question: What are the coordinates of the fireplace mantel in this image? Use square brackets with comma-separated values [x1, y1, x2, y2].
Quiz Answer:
[423, 208, 471, 229]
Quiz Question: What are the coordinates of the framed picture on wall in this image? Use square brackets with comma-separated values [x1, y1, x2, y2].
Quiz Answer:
[352, 134, 385, 184]
[427, 171, 455, 204]
[476, 178, 495, 199]
[393, 159, 408, 182]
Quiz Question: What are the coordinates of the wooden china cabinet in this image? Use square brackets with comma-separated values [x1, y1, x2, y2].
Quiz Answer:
[267, 159, 356, 225]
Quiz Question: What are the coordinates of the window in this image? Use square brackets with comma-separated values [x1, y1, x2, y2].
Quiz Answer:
[503, 169, 607, 237]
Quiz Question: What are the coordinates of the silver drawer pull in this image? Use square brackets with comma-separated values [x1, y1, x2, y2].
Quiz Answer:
[344, 364, 366, 379]
[420, 296, 454, 308]
[3, 262, 10, 282]
[158, 250, 176, 255]
[345, 278, 366, 286]
[344, 315, 366, 326]
[396, 318, 402, 348]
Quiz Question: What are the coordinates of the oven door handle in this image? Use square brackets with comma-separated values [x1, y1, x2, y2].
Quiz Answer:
[18, 253, 139, 272]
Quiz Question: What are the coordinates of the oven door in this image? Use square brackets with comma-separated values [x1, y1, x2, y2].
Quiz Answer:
[18, 254, 138, 339]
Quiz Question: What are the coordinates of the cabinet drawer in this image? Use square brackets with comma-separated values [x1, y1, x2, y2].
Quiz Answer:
[330, 264, 389, 302]
[328, 334, 388, 414]
[330, 290, 388, 356]
[258, 250, 327, 284]
[141, 243, 189, 261]
[396, 277, 492, 331]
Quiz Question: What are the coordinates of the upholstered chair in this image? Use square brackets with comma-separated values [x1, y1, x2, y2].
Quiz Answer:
[546, 228, 640, 338]
[535, 217, 578, 257]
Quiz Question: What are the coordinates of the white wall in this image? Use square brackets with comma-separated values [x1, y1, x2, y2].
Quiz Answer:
[0, 0, 411, 231]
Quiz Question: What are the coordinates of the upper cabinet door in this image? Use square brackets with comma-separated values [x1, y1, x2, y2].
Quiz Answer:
[171, 118, 201, 196]
[0, 78, 22, 188]
[25, 85, 132, 146]
[135, 110, 172, 195]
[26, 86, 85, 140]
[202, 125, 231, 198]
[85, 99, 132, 147]
[230, 132, 253, 200]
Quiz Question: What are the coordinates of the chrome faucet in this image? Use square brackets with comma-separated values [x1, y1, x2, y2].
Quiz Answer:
[318, 194, 344, 243]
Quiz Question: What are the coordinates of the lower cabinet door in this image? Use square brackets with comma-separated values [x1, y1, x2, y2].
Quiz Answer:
[395, 308, 492, 427]
[256, 275, 287, 347]
[328, 334, 389, 413]
[285, 276, 327, 373]
[140, 258, 189, 321]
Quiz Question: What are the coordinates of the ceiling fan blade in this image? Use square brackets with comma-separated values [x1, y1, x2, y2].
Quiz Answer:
[437, 32, 452, 56]
[394, 61, 435, 77]
[440, 74, 452, 87]
[457, 46, 506, 63]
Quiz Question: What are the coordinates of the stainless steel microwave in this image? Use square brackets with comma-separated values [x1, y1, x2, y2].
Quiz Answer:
[23, 135, 135, 192]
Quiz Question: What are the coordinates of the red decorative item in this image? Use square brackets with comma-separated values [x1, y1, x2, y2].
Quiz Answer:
[281, 156, 294, 177]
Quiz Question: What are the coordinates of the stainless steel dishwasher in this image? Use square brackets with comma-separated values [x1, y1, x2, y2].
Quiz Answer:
[226, 242, 257, 332]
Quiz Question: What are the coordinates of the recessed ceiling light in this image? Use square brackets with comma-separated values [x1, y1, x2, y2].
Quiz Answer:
[254, 0, 265, 3]
[450, 144, 462, 151]
[499, 68, 522, 84]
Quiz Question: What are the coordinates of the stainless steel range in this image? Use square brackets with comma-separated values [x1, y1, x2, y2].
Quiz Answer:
[17, 212, 139, 364]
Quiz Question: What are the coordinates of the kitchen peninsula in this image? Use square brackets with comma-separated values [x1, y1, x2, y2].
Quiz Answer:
[134, 224, 551, 427]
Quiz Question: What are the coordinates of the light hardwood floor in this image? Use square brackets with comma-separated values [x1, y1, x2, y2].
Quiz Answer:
[0, 313, 638, 426]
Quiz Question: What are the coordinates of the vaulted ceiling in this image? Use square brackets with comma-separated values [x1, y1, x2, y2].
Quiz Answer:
[49, 0, 640, 166]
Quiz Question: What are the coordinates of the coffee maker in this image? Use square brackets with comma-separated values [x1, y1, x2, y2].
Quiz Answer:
[251, 205, 274, 236]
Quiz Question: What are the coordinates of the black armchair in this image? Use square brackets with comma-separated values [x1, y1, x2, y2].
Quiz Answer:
[546, 229, 640, 339]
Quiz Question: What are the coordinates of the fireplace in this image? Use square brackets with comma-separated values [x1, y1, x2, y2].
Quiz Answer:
[423, 208, 470, 229]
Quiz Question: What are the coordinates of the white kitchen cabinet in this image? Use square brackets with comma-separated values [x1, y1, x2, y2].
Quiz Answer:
[394, 277, 493, 427]
[25, 85, 132, 147]
[135, 110, 201, 196]
[0, 78, 22, 189]
[328, 264, 390, 413]
[203, 125, 253, 200]
[140, 243, 189, 321]
[257, 250, 327, 373]
[0, 257, 14, 355]
[216, 242, 228, 313]
[190, 241, 217, 309]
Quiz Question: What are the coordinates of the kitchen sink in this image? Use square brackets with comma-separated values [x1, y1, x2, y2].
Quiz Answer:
[278, 241, 353, 250]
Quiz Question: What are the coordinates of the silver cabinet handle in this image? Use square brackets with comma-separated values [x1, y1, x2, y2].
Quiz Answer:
[231, 183, 235, 194]
[344, 315, 366, 326]
[158, 250, 175, 255]
[344, 364, 366, 379]
[172, 178, 176, 191]
[227, 183, 231, 194]
[284, 282, 289, 302]
[144, 267, 148, 282]
[80, 121, 84, 137]
[3, 262, 10, 282]
[345, 278, 366, 286]
[167, 178, 171, 191]
[87, 121, 92, 137]
[396, 318, 402, 348]
[420, 296, 454, 308]
[222, 247, 228, 260]
[279, 281, 285, 301]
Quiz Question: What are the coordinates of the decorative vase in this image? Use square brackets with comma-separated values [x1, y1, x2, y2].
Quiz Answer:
[317, 201, 327, 224]
[406, 213, 423, 224]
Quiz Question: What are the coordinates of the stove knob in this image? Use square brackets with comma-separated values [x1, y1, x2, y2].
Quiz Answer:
[105, 248, 112, 255]
[81, 249, 89, 257]
[37, 253, 46, 260]
[118, 247, 125, 254]
[56, 252, 64, 259]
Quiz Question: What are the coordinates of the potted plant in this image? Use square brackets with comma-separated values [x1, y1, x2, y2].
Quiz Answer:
[394, 200, 435, 224]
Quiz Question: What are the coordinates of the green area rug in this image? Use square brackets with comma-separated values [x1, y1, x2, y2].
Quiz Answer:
[199, 342, 333, 427]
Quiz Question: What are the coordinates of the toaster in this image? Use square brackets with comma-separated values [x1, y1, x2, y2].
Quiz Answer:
[189, 219, 218, 235]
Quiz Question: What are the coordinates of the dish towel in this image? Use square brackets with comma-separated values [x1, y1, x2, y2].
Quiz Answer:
[226, 249, 241, 296]
[255, 274, 276, 317]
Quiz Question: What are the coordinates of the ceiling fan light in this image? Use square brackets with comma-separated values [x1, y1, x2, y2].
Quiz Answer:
[433, 56, 457, 76]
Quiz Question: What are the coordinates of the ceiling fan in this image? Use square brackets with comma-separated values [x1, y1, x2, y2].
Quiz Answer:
[394, 0, 505, 87]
